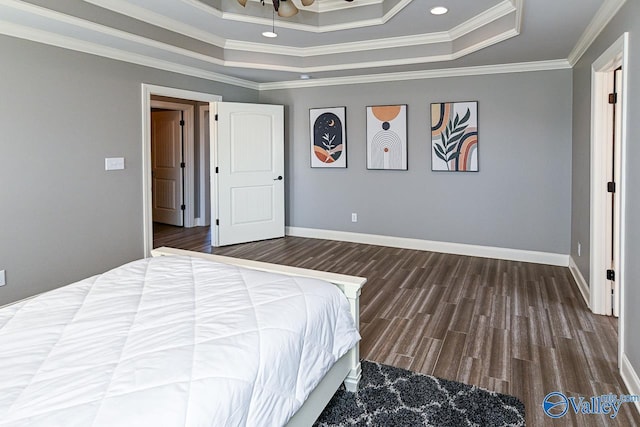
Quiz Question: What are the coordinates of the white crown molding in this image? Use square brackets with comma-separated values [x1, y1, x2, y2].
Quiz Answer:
[513, 0, 524, 33]
[209, 11, 391, 34]
[259, 59, 571, 90]
[1, 0, 230, 68]
[86, 0, 518, 56]
[25, 0, 521, 74]
[449, 0, 516, 39]
[0, 19, 259, 90]
[451, 28, 519, 60]
[224, 26, 521, 74]
[184, 0, 381, 18]
[286, 227, 570, 267]
[567, 0, 627, 66]
[569, 256, 590, 308]
[1, 0, 571, 91]
[226, 0, 518, 57]
[0, 4, 567, 92]
[212, 0, 414, 33]
[83, 0, 226, 47]
[620, 353, 640, 415]
[224, 30, 451, 57]
[225, 53, 458, 73]
[183, 0, 412, 33]
[244, 0, 382, 14]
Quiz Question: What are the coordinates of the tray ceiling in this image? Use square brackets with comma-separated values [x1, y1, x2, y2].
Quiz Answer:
[0, 0, 606, 86]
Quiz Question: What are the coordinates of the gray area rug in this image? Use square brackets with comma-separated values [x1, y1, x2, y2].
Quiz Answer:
[314, 360, 525, 426]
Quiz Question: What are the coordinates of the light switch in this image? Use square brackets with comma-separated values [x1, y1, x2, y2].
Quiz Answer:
[105, 157, 125, 171]
[0, 270, 5, 287]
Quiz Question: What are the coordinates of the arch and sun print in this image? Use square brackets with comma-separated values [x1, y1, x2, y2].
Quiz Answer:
[366, 104, 408, 170]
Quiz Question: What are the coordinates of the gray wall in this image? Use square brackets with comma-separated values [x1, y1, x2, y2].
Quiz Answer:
[0, 35, 258, 306]
[260, 70, 573, 254]
[571, 0, 640, 377]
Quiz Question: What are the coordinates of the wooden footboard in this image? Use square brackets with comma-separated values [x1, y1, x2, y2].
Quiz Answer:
[151, 247, 366, 425]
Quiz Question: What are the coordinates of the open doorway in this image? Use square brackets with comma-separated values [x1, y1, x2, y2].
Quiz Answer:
[143, 85, 286, 255]
[142, 85, 222, 255]
[589, 33, 628, 367]
[151, 98, 212, 250]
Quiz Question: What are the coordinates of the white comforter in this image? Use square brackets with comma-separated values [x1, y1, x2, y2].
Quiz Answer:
[0, 255, 359, 427]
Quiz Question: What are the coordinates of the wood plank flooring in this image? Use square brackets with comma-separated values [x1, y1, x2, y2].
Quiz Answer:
[153, 223, 640, 426]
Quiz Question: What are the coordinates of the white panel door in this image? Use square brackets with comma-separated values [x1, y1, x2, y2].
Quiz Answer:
[151, 110, 184, 226]
[213, 102, 284, 246]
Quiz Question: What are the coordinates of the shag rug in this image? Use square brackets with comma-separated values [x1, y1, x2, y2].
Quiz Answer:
[314, 360, 525, 426]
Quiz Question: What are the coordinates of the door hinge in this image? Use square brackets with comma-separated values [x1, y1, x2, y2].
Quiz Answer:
[215, 219, 219, 226]
[214, 114, 218, 121]
[179, 119, 185, 126]
[607, 181, 616, 193]
[180, 204, 186, 211]
[608, 93, 618, 104]
[607, 269, 615, 281]
[180, 162, 186, 168]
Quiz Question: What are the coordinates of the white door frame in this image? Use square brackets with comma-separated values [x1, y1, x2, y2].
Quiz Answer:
[197, 104, 211, 226]
[589, 33, 628, 364]
[150, 100, 194, 228]
[142, 84, 221, 256]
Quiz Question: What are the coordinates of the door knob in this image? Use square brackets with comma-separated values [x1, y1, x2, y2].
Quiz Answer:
[274, 176, 283, 181]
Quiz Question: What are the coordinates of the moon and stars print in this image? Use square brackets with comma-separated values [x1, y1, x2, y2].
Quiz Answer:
[309, 107, 347, 168]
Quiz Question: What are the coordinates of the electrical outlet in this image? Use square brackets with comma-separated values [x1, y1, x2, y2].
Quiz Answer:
[351, 213, 358, 223]
[578, 242, 581, 257]
[0, 270, 5, 287]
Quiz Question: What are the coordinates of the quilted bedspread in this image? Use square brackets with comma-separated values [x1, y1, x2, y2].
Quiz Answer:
[0, 255, 359, 426]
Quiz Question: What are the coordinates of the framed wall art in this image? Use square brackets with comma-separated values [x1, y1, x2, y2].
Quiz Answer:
[366, 104, 407, 170]
[431, 101, 478, 172]
[310, 106, 347, 168]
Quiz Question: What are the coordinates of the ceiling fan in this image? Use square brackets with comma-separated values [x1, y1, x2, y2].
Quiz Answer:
[237, 0, 354, 18]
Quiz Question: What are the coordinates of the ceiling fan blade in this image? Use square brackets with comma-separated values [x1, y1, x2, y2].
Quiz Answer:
[277, 0, 298, 17]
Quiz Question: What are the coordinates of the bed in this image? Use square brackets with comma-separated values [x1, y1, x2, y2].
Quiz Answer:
[0, 247, 365, 426]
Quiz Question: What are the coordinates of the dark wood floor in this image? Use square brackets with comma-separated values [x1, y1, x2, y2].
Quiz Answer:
[154, 224, 640, 426]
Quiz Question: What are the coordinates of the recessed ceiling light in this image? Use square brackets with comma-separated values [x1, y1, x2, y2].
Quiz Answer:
[262, 31, 278, 38]
[430, 6, 448, 15]
[300, 74, 311, 80]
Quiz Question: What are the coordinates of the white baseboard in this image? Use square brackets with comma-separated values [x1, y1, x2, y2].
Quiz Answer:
[194, 218, 210, 227]
[569, 256, 590, 308]
[285, 227, 569, 267]
[620, 353, 640, 415]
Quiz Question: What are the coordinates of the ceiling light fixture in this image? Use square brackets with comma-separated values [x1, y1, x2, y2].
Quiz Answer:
[430, 6, 448, 15]
[262, 11, 278, 37]
[238, 0, 304, 18]
[238, 0, 353, 18]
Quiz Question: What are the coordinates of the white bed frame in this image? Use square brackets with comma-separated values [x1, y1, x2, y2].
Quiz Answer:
[150, 247, 366, 426]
